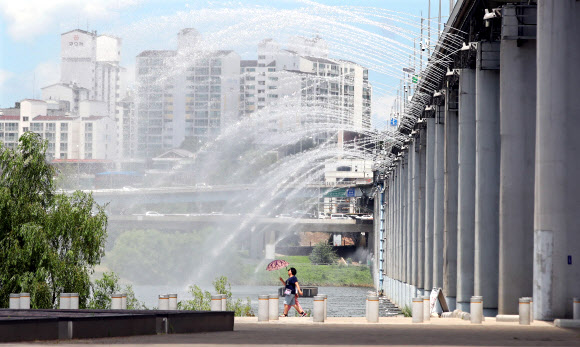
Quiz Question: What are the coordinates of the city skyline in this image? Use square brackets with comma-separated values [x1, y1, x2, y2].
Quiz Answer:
[0, 0, 452, 129]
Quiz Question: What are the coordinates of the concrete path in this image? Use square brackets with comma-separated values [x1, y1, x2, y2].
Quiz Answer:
[6, 317, 580, 346]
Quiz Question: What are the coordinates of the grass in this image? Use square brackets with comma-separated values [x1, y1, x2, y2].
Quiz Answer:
[237, 256, 373, 287]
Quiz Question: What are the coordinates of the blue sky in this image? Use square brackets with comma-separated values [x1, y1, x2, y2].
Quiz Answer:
[0, 0, 451, 126]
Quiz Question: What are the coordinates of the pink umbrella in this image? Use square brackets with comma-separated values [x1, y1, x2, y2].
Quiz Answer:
[266, 259, 289, 271]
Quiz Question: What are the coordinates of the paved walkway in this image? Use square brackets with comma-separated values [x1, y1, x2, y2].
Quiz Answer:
[7, 317, 580, 346]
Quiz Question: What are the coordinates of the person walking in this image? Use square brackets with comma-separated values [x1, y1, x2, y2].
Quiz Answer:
[279, 267, 307, 317]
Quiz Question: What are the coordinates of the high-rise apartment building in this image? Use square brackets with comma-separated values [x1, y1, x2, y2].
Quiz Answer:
[132, 31, 370, 159]
[0, 99, 116, 160]
[55, 29, 125, 118]
[135, 29, 240, 158]
[240, 38, 372, 133]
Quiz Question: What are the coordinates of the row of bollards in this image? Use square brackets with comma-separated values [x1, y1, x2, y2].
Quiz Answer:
[9, 293, 30, 309]
[258, 294, 327, 322]
[111, 293, 127, 310]
[210, 294, 227, 312]
[59, 293, 80, 309]
[157, 293, 178, 310]
[518, 297, 534, 325]
[409, 296, 432, 323]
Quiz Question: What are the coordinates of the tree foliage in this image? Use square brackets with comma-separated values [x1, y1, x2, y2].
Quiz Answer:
[0, 132, 107, 308]
[309, 241, 338, 264]
[87, 272, 146, 310]
[178, 276, 253, 316]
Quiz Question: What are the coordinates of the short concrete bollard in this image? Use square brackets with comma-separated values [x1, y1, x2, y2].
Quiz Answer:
[366, 295, 379, 323]
[158, 294, 169, 310]
[111, 293, 122, 310]
[321, 294, 328, 320]
[168, 293, 178, 310]
[365, 296, 369, 321]
[9, 293, 20, 309]
[412, 297, 424, 323]
[60, 293, 71, 309]
[221, 294, 227, 311]
[19, 293, 30, 309]
[121, 293, 127, 310]
[211, 295, 222, 312]
[69, 293, 79, 310]
[574, 297, 580, 320]
[470, 296, 483, 324]
[258, 295, 270, 321]
[269, 294, 279, 320]
[423, 296, 431, 322]
[519, 297, 531, 325]
[314, 295, 325, 322]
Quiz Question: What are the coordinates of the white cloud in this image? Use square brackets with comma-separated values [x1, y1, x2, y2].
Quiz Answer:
[33, 61, 60, 91]
[0, 0, 142, 41]
[0, 69, 14, 88]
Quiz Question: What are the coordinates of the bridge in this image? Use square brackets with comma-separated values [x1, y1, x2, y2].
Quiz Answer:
[88, 183, 370, 211]
[108, 215, 371, 233]
[371, 0, 580, 322]
[107, 215, 372, 259]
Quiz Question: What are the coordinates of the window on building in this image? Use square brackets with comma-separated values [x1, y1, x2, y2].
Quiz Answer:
[60, 143, 68, 152]
[30, 123, 43, 132]
[46, 123, 56, 132]
[258, 55, 266, 59]
[23, 117, 29, 122]
[85, 123, 93, 132]
[84, 133, 92, 142]
[337, 166, 352, 172]
[268, 68, 276, 72]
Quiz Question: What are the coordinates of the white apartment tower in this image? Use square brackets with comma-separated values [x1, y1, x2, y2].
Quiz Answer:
[58, 29, 125, 117]
[135, 29, 240, 158]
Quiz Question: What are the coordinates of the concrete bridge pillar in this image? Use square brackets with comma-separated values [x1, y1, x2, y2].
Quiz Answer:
[474, 41, 501, 316]
[396, 162, 405, 303]
[402, 157, 408, 286]
[424, 117, 436, 294]
[264, 229, 276, 260]
[407, 144, 414, 293]
[444, 83, 459, 311]
[433, 104, 445, 290]
[411, 140, 420, 292]
[250, 227, 264, 260]
[534, 0, 580, 320]
[498, 8, 536, 315]
[417, 127, 427, 295]
[456, 68, 476, 312]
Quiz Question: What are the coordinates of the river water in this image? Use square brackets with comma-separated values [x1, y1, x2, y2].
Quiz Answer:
[132, 285, 395, 317]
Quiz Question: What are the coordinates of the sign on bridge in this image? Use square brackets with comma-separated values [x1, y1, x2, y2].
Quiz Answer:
[324, 187, 362, 198]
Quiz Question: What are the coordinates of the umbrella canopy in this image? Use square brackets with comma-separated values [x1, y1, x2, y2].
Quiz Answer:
[266, 259, 289, 271]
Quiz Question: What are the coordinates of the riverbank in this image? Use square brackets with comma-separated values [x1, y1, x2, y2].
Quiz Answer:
[237, 256, 373, 287]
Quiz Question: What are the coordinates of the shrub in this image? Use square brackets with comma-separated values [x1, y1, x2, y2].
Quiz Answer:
[179, 276, 253, 316]
[309, 242, 338, 264]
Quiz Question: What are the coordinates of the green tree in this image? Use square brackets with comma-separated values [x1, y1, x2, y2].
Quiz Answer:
[0, 132, 107, 308]
[87, 272, 146, 310]
[309, 241, 338, 264]
[178, 276, 253, 316]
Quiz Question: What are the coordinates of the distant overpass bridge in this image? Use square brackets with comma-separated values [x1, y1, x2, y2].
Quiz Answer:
[107, 215, 373, 260]
[107, 215, 372, 234]
[88, 183, 372, 210]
